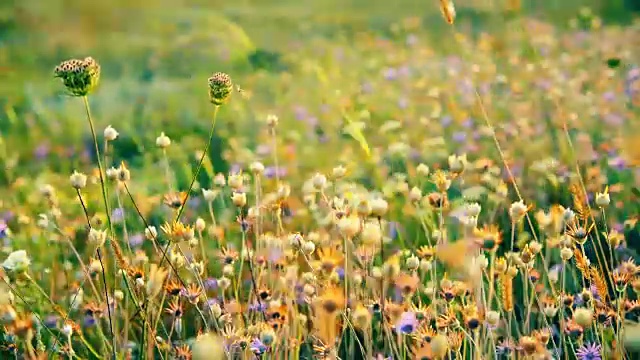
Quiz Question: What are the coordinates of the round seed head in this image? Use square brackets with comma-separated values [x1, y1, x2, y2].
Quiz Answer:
[208, 72, 233, 105]
[54, 57, 101, 96]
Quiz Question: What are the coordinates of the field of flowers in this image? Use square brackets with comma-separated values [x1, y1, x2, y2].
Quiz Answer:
[1, 0, 640, 359]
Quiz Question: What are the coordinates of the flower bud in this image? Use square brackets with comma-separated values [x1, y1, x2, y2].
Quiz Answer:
[70, 171, 88, 189]
[156, 132, 171, 148]
[104, 125, 119, 141]
[231, 192, 247, 207]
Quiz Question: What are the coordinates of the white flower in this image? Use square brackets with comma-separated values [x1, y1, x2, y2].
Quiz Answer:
[69, 171, 88, 189]
[266, 114, 279, 127]
[88, 228, 107, 247]
[104, 125, 119, 141]
[144, 226, 157, 240]
[249, 161, 265, 174]
[202, 188, 217, 202]
[195, 218, 206, 232]
[416, 163, 430, 177]
[156, 132, 171, 148]
[2, 250, 31, 273]
[312, 173, 327, 190]
[509, 200, 529, 222]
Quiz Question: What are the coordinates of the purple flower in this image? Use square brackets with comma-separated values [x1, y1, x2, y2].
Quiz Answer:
[44, 315, 59, 328]
[441, 115, 453, 127]
[0, 221, 8, 239]
[383, 67, 398, 81]
[388, 222, 399, 239]
[250, 338, 267, 355]
[112, 208, 125, 223]
[452, 131, 467, 143]
[83, 315, 97, 328]
[34, 143, 50, 159]
[608, 156, 627, 170]
[575, 343, 601, 360]
[395, 312, 418, 334]
[204, 278, 218, 290]
[128, 234, 144, 248]
[264, 166, 287, 179]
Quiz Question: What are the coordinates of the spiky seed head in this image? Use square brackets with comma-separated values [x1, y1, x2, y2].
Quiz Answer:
[54, 57, 100, 96]
[207, 72, 233, 105]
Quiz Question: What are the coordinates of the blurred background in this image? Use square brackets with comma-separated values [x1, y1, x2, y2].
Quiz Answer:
[0, 0, 638, 188]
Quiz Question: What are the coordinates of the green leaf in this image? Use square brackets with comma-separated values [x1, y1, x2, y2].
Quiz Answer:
[606, 58, 621, 69]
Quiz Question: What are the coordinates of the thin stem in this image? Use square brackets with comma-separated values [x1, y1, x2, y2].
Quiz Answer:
[175, 105, 220, 222]
[81, 96, 116, 357]
[75, 189, 114, 356]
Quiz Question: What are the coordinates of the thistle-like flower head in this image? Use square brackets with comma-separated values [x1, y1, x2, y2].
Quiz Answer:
[54, 57, 100, 96]
[208, 72, 233, 105]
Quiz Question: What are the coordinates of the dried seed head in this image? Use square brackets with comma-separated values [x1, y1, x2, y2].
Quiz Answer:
[54, 57, 100, 96]
[208, 72, 233, 105]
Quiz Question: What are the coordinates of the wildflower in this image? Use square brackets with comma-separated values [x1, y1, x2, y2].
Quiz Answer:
[430, 334, 449, 358]
[416, 163, 430, 177]
[163, 192, 188, 209]
[174, 344, 192, 360]
[405, 255, 420, 271]
[54, 57, 100, 96]
[312, 173, 327, 190]
[560, 247, 574, 261]
[519, 336, 538, 355]
[486, 310, 500, 327]
[395, 273, 420, 296]
[473, 225, 502, 251]
[144, 226, 157, 240]
[208, 72, 233, 105]
[69, 170, 87, 189]
[595, 187, 610, 207]
[432, 170, 451, 192]
[573, 307, 593, 328]
[332, 165, 346, 178]
[370, 197, 389, 217]
[396, 311, 418, 334]
[103, 125, 118, 141]
[575, 343, 602, 360]
[316, 286, 345, 314]
[88, 228, 107, 247]
[508, 200, 530, 222]
[161, 221, 195, 242]
[301, 241, 315, 255]
[231, 191, 247, 207]
[2, 250, 31, 273]
[250, 338, 268, 355]
[249, 161, 265, 174]
[448, 153, 467, 174]
[184, 283, 203, 304]
[266, 114, 279, 128]
[156, 132, 171, 148]
[194, 218, 206, 232]
[117, 161, 130, 182]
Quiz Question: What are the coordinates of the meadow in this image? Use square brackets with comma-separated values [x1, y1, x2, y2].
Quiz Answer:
[1, 0, 640, 359]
